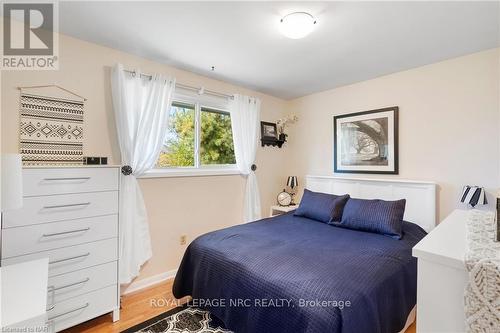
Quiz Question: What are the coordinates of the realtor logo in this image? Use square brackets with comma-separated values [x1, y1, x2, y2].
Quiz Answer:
[1, 1, 58, 70]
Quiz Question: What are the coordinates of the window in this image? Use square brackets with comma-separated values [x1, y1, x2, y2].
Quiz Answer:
[157, 102, 196, 168]
[200, 107, 236, 166]
[154, 101, 236, 175]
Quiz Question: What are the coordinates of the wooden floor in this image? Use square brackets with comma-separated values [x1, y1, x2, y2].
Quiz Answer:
[65, 279, 416, 333]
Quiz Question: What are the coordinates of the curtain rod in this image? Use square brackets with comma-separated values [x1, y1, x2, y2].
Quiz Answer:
[123, 69, 234, 100]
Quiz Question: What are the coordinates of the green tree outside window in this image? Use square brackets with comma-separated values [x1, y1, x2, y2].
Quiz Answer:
[200, 108, 235, 165]
[156, 103, 235, 168]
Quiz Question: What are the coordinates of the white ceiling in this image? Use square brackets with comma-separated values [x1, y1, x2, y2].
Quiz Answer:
[59, 1, 499, 100]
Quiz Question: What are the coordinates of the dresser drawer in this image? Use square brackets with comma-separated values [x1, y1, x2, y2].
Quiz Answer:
[47, 285, 117, 332]
[2, 191, 118, 228]
[47, 262, 117, 305]
[23, 167, 119, 197]
[2, 238, 118, 277]
[2, 215, 118, 258]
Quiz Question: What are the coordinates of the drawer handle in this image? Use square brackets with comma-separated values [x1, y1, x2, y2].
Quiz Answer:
[43, 177, 91, 181]
[49, 277, 90, 292]
[43, 202, 90, 210]
[47, 286, 56, 312]
[48, 302, 89, 321]
[42, 227, 90, 237]
[49, 252, 90, 265]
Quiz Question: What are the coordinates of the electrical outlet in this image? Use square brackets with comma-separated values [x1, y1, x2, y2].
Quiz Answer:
[180, 235, 187, 245]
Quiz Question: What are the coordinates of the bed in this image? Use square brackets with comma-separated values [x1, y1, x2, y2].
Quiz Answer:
[173, 176, 436, 333]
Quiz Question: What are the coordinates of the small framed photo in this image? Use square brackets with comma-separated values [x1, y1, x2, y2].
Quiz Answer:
[261, 121, 278, 140]
[334, 106, 399, 174]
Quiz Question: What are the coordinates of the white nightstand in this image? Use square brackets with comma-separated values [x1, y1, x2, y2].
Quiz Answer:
[269, 205, 297, 217]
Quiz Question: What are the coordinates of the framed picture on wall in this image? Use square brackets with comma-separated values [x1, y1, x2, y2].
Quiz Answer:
[333, 106, 399, 174]
[261, 121, 278, 140]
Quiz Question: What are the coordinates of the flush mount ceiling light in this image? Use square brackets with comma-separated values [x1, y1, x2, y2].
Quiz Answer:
[280, 12, 317, 39]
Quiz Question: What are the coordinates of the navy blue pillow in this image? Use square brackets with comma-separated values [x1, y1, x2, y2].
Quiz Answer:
[333, 198, 406, 239]
[294, 189, 350, 223]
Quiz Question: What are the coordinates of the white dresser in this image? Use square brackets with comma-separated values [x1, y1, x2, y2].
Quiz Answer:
[1, 166, 120, 332]
[412, 209, 469, 333]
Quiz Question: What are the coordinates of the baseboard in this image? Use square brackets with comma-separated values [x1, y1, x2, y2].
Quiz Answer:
[121, 269, 177, 295]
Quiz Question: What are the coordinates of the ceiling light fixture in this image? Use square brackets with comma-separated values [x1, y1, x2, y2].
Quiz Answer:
[280, 12, 317, 39]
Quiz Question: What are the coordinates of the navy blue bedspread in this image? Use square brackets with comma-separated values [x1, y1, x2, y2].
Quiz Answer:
[173, 213, 427, 333]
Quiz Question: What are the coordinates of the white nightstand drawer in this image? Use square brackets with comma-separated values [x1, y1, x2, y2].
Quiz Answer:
[47, 262, 117, 305]
[47, 285, 117, 332]
[2, 191, 118, 228]
[2, 238, 118, 277]
[23, 167, 119, 197]
[2, 215, 118, 258]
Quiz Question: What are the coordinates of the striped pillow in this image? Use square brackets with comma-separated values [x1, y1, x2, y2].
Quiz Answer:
[333, 198, 406, 239]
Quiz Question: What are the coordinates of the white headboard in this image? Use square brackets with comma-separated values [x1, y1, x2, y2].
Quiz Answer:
[305, 175, 437, 232]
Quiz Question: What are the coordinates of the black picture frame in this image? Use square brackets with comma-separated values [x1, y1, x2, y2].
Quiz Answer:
[260, 121, 278, 140]
[333, 106, 399, 174]
[260, 121, 285, 148]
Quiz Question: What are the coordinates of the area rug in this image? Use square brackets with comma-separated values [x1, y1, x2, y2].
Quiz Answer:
[122, 307, 233, 333]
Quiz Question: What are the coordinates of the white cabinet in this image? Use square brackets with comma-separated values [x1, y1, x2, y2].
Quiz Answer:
[1, 166, 121, 332]
[412, 209, 469, 333]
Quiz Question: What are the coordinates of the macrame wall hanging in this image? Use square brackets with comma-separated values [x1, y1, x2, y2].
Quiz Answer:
[18, 85, 86, 166]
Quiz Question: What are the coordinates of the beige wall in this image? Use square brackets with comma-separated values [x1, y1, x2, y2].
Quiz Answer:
[0, 34, 289, 283]
[285, 49, 500, 221]
[2, 31, 498, 285]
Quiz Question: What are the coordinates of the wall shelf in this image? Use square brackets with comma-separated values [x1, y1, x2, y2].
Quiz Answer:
[261, 138, 285, 148]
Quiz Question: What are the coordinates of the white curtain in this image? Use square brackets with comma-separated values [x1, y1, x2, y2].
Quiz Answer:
[111, 64, 175, 284]
[230, 94, 262, 222]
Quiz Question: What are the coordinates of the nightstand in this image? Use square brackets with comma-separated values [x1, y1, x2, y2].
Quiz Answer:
[269, 205, 297, 217]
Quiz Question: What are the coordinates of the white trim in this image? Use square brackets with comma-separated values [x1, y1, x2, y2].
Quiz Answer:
[307, 175, 436, 185]
[140, 167, 240, 178]
[121, 269, 178, 295]
[149, 96, 236, 177]
[194, 102, 201, 168]
[174, 87, 230, 110]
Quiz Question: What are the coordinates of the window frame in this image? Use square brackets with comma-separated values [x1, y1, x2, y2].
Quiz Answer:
[141, 93, 238, 179]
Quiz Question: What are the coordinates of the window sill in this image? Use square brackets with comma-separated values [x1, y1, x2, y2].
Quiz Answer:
[140, 168, 241, 179]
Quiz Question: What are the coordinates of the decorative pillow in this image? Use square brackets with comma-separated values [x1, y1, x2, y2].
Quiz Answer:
[293, 189, 350, 223]
[334, 198, 406, 239]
